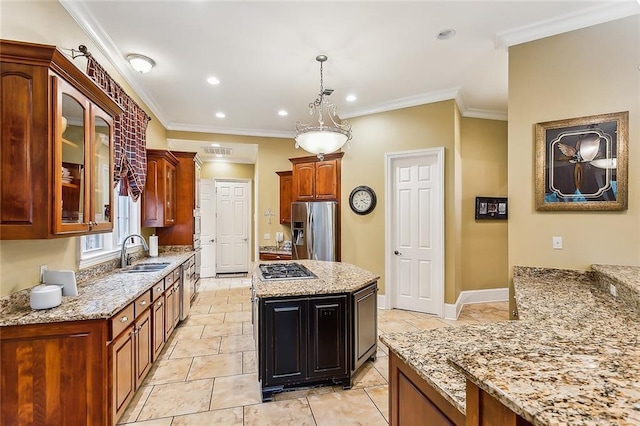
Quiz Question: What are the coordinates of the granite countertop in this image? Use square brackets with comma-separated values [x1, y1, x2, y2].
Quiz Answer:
[252, 260, 379, 298]
[380, 265, 640, 424]
[0, 252, 194, 327]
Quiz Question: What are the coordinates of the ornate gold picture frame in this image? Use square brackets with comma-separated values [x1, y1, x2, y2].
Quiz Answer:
[535, 111, 628, 211]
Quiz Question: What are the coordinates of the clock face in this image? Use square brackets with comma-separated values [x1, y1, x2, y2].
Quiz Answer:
[349, 186, 377, 215]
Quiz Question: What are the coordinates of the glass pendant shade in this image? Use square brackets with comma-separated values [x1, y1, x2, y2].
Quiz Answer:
[295, 129, 349, 155]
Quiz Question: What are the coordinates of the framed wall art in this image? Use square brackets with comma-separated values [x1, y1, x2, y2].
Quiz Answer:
[535, 111, 628, 211]
[475, 197, 508, 220]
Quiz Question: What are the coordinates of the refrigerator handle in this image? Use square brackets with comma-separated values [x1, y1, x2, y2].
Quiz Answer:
[307, 209, 314, 260]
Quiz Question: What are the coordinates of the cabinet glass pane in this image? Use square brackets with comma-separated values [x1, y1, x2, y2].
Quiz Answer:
[93, 116, 111, 224]
[61, 94, 85, 224]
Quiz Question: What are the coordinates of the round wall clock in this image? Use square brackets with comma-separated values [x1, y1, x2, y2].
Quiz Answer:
[349, 186, 377, 215]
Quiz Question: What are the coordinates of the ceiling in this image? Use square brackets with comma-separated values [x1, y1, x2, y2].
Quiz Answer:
[61, 1, 639, 162]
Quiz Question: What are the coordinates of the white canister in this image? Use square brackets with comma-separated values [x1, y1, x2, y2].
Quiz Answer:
[30, 285, 62, 310]
[149, 235, 159, 257]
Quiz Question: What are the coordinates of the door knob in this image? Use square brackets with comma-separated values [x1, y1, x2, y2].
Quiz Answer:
[394, 250, 402, 256]
[210, 239, 215, 242]
[243, 238, 248, 242]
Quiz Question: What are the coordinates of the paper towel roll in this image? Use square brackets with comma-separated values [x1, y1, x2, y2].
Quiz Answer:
[149, 235, 158, 257]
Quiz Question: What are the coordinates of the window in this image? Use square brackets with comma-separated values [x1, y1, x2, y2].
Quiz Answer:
[78, 184, 141, 268]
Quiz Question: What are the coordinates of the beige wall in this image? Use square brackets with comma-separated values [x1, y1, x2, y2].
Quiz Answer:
[460, 118, 509, 291]
[201, 162, 255, 180]
[508, 15, 640, 280]
[0, 1, 166, 296]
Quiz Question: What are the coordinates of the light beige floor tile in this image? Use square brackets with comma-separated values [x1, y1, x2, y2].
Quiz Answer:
[405, 316, 451, 330]
[190, 305, 212, 315]
[118, 385, 152, 424]
[377, 320, 418, 335]
[378, 309, 420, 321]
[119, 418, 173, 426]
[209, 303, 243, 313]
[365, 385, 389, 421]
[242, 321, 254, 335]
[308, 389, 387, 426]
[372, 356, 389, 381]
[273, 385, 334, 401]
[170, 337, 221, 359]
[224, 311, 251, 323]
[173, 325, 205, 340]
[377, 343, 389, 355]
[215, 287, 245, 296]
[201, 322, 243, 338]
[242, 302, 252, 312]
[228, 295, 251, 304]
[439, 317, 480, 327]
[209, 373, 262, 410]
[145, 358, 193, 385]
[219, 334, 255, 353]
[242, 351, 257, 374]
[244, 397, 316, 425]
[195, 297, 228, 307]
[171, 407, 243, 425]
[351, 362, 387, 388]
[137, 379, 213, 420]
[185, 313, 226, 326]
[187, 353, 243, 380]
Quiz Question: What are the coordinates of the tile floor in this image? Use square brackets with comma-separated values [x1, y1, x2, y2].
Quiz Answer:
[118, 277, 509, 425]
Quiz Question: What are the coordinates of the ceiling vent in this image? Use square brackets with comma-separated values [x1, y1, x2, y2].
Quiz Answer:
[202, 146, 232, 156]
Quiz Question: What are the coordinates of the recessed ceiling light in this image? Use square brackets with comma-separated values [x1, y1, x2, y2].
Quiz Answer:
[211, 143, 220, 147]
[436, 29, 456, 40]
[207, 76, 220, 85]
[215, 112, 226, 118]
[346, 94, 357, 102]
[278, 110, 288, 116]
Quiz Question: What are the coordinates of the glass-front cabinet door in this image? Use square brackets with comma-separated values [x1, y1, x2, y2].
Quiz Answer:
[54, 77, 114, 235]
[90, 108, 114, 232]
[56, 79, 90, 234]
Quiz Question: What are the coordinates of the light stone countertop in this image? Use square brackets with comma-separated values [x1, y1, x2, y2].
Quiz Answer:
[380, 265, 640, 424]
[258, 246, 292, 256]
[252, 260, 380, 298]
[0, 252, 194, 327]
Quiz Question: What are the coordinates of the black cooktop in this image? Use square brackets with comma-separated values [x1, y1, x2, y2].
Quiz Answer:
[258, 263, 317, 281]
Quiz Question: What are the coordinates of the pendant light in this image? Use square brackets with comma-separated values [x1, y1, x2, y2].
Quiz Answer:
[294, 55, 352, 160]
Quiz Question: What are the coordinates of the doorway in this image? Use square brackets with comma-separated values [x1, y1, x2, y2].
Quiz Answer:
[385, 148, 444, 316]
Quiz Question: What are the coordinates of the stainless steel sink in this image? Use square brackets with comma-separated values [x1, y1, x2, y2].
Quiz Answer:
[120, 262, 171, 273]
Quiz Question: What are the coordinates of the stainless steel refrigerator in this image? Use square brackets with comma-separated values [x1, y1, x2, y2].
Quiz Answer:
[291, 201, 338, 261]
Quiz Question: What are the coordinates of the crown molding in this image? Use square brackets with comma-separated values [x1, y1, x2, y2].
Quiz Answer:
[496, 1, 640, 50]
[59, 0, 171, 127]
[167, 122, 295, 139]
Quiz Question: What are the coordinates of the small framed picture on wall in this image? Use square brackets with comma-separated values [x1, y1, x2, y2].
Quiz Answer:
[475, 197, 508, 220]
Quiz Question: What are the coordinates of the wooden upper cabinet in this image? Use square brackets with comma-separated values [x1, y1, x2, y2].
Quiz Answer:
[276, 171, 293, 224]
[0, 39, 122, 239]
[155, 151, 202, 245]
[290, 152, 343, 202]
[142, 150, 178, 227]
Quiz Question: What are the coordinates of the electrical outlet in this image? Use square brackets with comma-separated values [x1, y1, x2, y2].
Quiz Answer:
[263, 233, 271, 240]
[552, 236, 563, 250]
[40, 265, 47, 283]
[609, 284, 618, 297]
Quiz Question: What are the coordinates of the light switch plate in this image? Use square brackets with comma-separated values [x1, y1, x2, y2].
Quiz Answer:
[263, 233, 270, 240]
[39, 265, 47, 283]
[552, 236, 563, 250]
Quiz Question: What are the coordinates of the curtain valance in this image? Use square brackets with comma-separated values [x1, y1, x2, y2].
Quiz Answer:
[86, 57, 150, 200]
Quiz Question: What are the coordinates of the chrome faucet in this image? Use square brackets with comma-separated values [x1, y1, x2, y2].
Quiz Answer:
[120, 234, 149, 268]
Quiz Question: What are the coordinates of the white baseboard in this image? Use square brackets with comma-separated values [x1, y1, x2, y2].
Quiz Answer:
[443, 288, 509, 320]
[377, 294, 386, 309]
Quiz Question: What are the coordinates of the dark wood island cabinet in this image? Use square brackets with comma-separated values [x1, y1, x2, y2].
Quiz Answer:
[252, 260, 379, 401]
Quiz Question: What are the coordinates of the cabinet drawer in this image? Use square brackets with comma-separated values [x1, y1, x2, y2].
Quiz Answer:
[173, 268, 181, 281]
[110, 303, 135, 340]
[134, 291, 152, 318]
[259, 253, 292, 261]
[164, 273, 175, 289]
[151, 279, 165, 302]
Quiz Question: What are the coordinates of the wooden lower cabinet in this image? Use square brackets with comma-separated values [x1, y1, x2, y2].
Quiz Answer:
[151, 295, 166, 361]
[0, 320, 107, 426]
[389, 352, 465, 426]
[465, 379, 533, 426]
[259, 252, 292, 261]
[134, 309, 152, 389]
[164, 282, 179, 339]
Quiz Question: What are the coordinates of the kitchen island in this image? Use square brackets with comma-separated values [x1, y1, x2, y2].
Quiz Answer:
[252, 260, 380, 401]
[381, 265, 640, 425]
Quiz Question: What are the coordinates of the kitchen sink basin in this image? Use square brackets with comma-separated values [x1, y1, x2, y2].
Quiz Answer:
[120, 262, 171, 273]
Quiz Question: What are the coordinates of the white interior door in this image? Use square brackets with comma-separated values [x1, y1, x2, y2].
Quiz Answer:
[387, 148, 444, 315]
[200, 178, 216, 278]
[215, 180, 250, 274]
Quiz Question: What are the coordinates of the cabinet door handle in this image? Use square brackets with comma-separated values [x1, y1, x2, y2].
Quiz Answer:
[140, 300, 147, 306]
[156, 286, 163, 292]
[120, 316, 129, 323]
[158, 301, 163, 307]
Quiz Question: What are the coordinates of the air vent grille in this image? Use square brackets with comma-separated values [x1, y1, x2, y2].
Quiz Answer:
[202, 147, 232, 155]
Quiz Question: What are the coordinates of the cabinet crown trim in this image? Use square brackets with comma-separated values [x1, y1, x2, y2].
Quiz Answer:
[289, 152, 344, 164]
